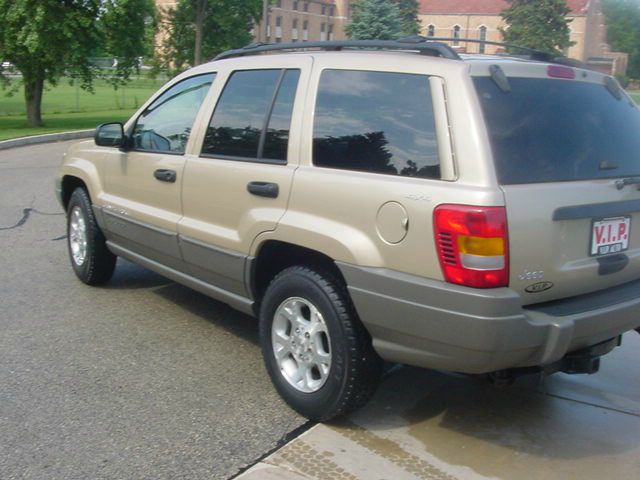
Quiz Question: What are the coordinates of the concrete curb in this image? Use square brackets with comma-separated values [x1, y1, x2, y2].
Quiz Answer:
[0, 129, 94, 151]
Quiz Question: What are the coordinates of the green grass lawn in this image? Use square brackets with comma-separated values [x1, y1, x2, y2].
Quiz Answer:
[0, 110, 138, 141]
[629, 91, 640, 104]
[0, 76, 167, 141]
[0, 77, 166, 116]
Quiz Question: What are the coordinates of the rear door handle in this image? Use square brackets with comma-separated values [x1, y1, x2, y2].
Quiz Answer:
[154, 169, 176, 183]
[247, 181, 279, 198]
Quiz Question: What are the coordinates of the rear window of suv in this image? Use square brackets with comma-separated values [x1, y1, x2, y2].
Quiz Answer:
[474, 76, 640, 184]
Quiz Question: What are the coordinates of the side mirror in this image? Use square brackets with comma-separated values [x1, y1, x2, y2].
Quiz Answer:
[95, 122, 125, 147]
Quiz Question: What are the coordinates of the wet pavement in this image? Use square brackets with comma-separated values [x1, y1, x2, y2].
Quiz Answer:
[3, 140, 639, 479]
[239, 331, 640, 479]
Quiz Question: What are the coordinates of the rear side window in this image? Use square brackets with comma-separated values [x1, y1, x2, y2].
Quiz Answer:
[313, 70, 440, 179]
[474, 76, 640, 184]
[133, 74, 215, 154]
[202, 69, 300, 162]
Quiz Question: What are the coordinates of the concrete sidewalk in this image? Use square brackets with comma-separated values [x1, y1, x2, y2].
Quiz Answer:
[239, 331, 640, 479]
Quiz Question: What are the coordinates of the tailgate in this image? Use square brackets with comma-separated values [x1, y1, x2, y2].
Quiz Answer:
[473, 68, 640, 304]
[503, 182, 640, 304]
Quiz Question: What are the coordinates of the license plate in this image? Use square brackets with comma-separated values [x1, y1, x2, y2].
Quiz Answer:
[590, 216, 631, 256]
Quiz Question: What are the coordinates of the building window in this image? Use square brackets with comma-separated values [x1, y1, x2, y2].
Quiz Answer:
[328, 24, 334, 41]
[452, 25, 461, 46]
[321, 22, 326, 41]
[293, 0, 298, 10]
[292, 18, 298, 40]
[427, 24, 435, 37]
[479, 26, 487, 54]
[330, 6, 334, 16]
[266, 14, 271, 40]
[304, 2, 308, 12]
[276, 16, 282, 39]
[275, 0, 281, 7]
[303, 20, 308, 41]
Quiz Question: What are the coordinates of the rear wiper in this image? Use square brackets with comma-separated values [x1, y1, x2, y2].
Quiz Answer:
[489, 65, 511, 93]
[615, 177, 640, 190]
[599, 160, 619, 170]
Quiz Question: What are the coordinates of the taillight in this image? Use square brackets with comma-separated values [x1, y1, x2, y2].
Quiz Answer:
[434, 205, 509, 288]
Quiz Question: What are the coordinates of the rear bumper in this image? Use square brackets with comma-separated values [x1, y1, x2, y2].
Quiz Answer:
[337, 263, 640, 374]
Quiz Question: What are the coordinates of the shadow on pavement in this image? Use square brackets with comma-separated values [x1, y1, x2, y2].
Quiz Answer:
[150, 279, 260, 347]
[104, 259, 172, 290]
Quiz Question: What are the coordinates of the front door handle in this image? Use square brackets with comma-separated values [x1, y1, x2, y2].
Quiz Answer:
[154, 169, 176, 183]
[247, 181, 279, 198]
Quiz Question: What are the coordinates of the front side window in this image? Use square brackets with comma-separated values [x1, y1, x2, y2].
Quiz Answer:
[427, 24, 435, 37]
[132, 74, 215, 154]
[313, 70, 440, 179]
[202, 69, 300, 162]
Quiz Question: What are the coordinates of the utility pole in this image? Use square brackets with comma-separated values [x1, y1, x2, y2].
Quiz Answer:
[262, 0, 269, 43]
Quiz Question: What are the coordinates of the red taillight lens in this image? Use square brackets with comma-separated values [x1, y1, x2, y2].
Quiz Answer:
[434, 205, 509, 288]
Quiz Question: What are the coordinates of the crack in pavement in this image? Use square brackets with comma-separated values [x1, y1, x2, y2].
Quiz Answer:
[0, 207, 64, 231]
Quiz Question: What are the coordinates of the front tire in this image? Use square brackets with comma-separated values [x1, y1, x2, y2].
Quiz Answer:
[259, 266, 382, 421]
[66, 188, 116, 285]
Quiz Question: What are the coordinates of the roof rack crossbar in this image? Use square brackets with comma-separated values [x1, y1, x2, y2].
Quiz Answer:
[213, 39, 461, 61]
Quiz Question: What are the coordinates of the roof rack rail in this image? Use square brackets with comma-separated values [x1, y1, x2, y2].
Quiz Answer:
[213, 36, 586, 69]
[213, 38, 461, 61]
[419, 36, 587, 67]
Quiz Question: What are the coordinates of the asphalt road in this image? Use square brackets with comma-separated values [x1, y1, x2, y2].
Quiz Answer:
[0, 141, 306, 479]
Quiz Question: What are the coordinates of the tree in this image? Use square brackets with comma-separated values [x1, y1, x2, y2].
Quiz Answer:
[394, 0, 420, 37]
[159, 0, 262, 72]
[0, 0, 154, 127]
[500, 0, 573, 56]
[101, 0, 157, 87]
[346, 0, 403, 40]
[603, 0, 640, 79]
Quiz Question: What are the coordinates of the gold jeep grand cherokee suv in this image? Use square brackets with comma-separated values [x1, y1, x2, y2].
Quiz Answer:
[56, 38, 640, 420]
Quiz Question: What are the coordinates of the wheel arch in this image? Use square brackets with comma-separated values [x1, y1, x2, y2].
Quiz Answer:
[250, 240, 348, 308]
[61, 175, 90, 211]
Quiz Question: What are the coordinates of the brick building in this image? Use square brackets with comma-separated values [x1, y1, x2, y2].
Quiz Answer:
[254, 0, 351, 44]
[418, 0, 627, 75]
[154, 0, 626, 75]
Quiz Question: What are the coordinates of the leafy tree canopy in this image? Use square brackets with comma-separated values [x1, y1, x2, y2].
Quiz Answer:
[346, 0, 403, 40]
[158, 0, 262, 74]
[394, 0, 421, 37]
[603, 0, 640, 79]
[101, 0, 157, 86]
[500, 0, 573, 56]
[0, 0, 155, 127]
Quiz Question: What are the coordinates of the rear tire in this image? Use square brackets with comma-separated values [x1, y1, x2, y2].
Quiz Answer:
[259, 265, 382, 421]
[66, 188, 116, 285]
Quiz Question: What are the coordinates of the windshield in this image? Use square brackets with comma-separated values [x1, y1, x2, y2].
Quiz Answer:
[473, 76, 640, 184]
